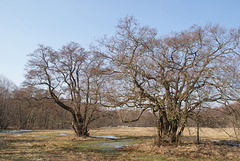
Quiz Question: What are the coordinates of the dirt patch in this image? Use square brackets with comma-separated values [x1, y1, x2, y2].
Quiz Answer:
[122, 141, 240, 160]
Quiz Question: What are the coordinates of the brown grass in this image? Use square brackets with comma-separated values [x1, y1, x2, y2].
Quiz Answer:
[123, 141, 240, 160]
[90, 126, 239, 140]
[89, 127, 157, 137]
[0, 127, 239, 160]
[183, 127, 239, 140]
[0, 130, 117, 160]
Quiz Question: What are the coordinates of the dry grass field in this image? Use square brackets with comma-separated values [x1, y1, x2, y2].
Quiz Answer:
[91, 126, 240, 140]
[90, 127, 157, 137]
[183, 127, 240, 140]
[0, 127, 239, 160]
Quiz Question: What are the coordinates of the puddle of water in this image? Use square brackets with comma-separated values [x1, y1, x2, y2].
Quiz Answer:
[28, 135, 48, 138]
[58, 134, 69, 136]
[204, 139, 239, 146]
[86, 138, 135, 153]
[100, 139, 133, 148]
[89, 135, 140, 152]
[0, 130, 34, 133]
[182, 137, 239, 146]
[58, 133, 74, 136]
[91, 135, 127, 139]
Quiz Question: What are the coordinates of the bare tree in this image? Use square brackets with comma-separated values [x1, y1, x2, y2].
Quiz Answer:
[218, 55, 240, 140]
[25, 42, 105, 136]
[100, 16, 240, 143]
[0, 75, 16, 129]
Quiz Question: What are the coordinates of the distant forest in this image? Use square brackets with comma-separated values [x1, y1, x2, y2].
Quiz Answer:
[0, 75, 156, 129]
[0, 74, 239, 130]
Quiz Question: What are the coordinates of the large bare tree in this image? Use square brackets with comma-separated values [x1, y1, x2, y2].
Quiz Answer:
[25, 42, 105, 136]
[100, 16, 240, 143]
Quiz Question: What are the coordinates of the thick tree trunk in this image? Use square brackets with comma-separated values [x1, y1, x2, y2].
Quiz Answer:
[50, 91, 89, 137]
[71, 112, 89, 137]
[156, 117, 183, 144]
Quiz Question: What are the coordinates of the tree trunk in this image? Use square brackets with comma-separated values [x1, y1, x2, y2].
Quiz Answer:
[196, 121, 200, 144]
[156, 117, 180, 143]
[71, 112, 89, 137]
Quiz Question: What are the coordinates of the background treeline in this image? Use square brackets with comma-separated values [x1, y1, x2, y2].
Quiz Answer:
[1, 74, 239, 130]
[0, 75, 156, 129]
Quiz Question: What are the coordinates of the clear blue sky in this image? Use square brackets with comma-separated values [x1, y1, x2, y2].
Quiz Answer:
[1, 0, 240, 86]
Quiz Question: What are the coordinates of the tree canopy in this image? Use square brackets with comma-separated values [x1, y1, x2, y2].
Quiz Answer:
[100, 16, 240, 143]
